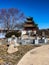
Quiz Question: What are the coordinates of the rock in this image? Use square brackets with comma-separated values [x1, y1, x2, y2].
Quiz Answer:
[7, 44, 18, 54]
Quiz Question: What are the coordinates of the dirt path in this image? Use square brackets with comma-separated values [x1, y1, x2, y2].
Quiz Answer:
[17, 45, 49, 65]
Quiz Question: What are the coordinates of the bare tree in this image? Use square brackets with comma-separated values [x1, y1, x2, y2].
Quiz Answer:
[0, 8, 25, 32]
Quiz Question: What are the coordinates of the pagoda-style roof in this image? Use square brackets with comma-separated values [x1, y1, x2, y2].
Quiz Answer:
[24, 17, 35, 25]
[24, 17, 36, 27]
[26, 17, 33, 21]
[24, 17, 38, 30]
[24, 24, 35, 27]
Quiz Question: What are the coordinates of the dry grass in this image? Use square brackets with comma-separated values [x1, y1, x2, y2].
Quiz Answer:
[0, 44, 41, 65]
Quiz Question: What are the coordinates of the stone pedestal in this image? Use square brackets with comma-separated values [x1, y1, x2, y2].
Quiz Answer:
[42, 36, 48, 44]
[35, 36, 39, 44]
[35, 39, 38, 44]
[44, 38, 48, 43]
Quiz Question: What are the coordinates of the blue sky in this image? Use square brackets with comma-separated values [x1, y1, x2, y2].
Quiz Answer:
[0, 0, 49, 29]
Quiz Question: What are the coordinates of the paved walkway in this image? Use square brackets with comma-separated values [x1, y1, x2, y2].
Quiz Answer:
[17, 45, 49, 65]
